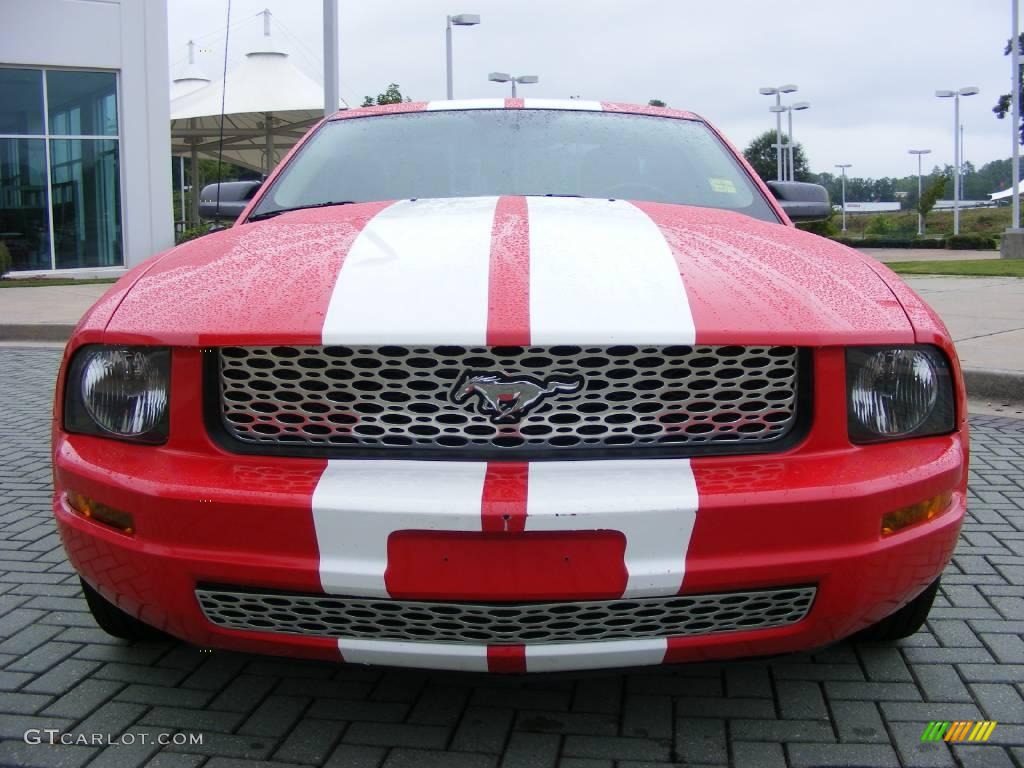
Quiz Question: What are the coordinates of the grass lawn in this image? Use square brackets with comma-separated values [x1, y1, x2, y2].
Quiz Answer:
[0, 277, 118, 288]
[886, 259, 1024, 277]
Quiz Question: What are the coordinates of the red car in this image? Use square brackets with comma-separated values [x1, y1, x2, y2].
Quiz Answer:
[52, 100, 967, 672]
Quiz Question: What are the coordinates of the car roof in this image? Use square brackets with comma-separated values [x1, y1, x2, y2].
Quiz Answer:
[326, 98, 702, 122]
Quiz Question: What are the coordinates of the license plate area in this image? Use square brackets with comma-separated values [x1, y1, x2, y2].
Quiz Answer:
[385, 530, 627, 601]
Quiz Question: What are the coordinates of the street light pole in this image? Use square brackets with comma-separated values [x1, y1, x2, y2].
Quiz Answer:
[1014, 0, 1021, 230]
[769, 105, 786, 178]
[759, 84, 798, 181]
[488, 72, 538, 97]
[908, 149, 932, 236]
[787, 102, 810, 181]
[322, 0, 339, 118]
[954, 94, 961, 233]
[835, 164, 852, 232]
[786, 107, 793, 181]
[774, 92, 783, 181]
[445, 13, 480, 100]
[936, 86, 979, 235]
[445, 18, 453, 99]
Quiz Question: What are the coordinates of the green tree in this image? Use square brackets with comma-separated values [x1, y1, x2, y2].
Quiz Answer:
[871, 177, 897, 201]
[919, 174, 948, 220]
[647, 99, 667, 107]
[993, 32, 1024, 143]
[362, 83, 410, 107]
[963, 157, 1011, 199]
[742, 130, 811, 183]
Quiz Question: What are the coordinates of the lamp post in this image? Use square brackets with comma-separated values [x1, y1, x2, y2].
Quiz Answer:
[787, 102, 810, 181]
[935, 86, 980, 235]
[1013, 0, 1021, 232]
[488, 72, 539, 97]
[323, 0, 339, 118]
[835, 164, 852, 232]
[445, 13, 480, 100]
[768, 105, 787, 179]
[759, 84, 798, 181]
[769, 102, 811, 181]
[908, 149, 932, 236]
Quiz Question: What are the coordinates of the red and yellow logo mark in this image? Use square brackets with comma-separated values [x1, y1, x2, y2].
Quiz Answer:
[921, 721, 997, 742]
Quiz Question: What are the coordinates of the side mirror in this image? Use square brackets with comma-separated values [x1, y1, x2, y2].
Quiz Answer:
[198, 181, 262, 221]
[767, 181, 831, 222]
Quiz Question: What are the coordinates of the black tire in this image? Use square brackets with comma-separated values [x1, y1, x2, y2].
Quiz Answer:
[856, 578, 940, 642]
[80, 578, 166, 641]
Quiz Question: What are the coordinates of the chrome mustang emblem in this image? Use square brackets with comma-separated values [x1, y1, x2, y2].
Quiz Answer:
[451, 372, 584, 423]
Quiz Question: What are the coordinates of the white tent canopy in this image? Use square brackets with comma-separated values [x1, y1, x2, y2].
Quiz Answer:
[170, 10, 345, 223]
[170, 40, 211, 100]
[990, 180, 1024, 201]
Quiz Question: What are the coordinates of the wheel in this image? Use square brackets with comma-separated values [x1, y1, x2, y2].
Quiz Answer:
[856, 578, 940, 642]
[80, 578, 166, 641]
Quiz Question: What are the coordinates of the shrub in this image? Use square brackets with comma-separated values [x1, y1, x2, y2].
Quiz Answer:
[863, 216, 897, 236]
[864, 215, 917, 238]
[0, 242, 10, 278]
[946, 234, 997, 250]
[176, 224, 213, 245]
[830, 236, 946, 249]
[796, 210, 838, 237]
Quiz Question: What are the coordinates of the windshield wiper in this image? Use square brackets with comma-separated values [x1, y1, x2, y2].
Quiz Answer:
[248, 201, 358, 221]
[522, 193, 582, 198]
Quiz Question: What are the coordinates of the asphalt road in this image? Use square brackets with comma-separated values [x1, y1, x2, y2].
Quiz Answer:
[1, 347, 1022, 768]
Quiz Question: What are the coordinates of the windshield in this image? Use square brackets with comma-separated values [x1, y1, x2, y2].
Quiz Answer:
[250, 110, 780, 222]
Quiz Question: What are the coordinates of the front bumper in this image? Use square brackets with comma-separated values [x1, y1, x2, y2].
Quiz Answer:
[53, 420, 966, 672]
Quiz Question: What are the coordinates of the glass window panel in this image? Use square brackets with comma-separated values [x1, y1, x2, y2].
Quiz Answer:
[0, 138, 51, 271]
[0, 69, 44, 135]
[50, 139, 122, 268]
[46, 71, 118, 136]
[255, 111, 776, 222]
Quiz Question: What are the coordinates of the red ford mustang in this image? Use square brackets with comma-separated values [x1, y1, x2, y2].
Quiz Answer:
[52, 99, 967, 672]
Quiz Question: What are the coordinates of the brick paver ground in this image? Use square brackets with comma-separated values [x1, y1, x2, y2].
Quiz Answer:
[0, 346, 1021, 768]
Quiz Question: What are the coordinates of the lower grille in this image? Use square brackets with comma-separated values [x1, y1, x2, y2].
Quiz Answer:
[196, 586, 816, 645]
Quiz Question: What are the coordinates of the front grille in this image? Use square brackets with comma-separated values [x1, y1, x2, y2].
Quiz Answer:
[216, 344, 801, 456]
[196, 586, 816, 644]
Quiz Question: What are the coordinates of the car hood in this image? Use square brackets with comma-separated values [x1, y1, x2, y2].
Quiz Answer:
[105, 196, 913, 346]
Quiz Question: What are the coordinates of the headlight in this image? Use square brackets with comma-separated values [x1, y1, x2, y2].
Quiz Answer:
[846, 346, 955, 443]
[64, 346, 170, 444]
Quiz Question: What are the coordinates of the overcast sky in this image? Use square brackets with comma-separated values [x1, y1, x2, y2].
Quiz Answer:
[168, 0, 1016, 181]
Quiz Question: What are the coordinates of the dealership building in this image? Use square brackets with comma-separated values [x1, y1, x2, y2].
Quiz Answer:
[0, 0, 172, 275]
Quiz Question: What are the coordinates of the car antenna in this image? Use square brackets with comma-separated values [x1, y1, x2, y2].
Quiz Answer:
[215, 0, 232, 218]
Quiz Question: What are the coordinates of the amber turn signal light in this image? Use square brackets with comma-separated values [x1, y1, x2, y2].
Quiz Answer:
[881, 491, 952, 536]
[66, 491, 135, 535]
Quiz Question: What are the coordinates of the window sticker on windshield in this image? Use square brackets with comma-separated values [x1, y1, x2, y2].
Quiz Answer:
[709, 178, 737, 194]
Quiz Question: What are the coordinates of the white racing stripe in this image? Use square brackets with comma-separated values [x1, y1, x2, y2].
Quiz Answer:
[337, 638, 668, 673]
[525, 638, 668, 672]
[526, 197, 696, 344]
[523, 98, 603, 111]
[339, 639, 489, 671]
[426, 98, 506, 111]
[322, 196, 499, 344]
[312, 460, 487, 597]
[312, 459, 699, 601]
[525, 460, 699, 598]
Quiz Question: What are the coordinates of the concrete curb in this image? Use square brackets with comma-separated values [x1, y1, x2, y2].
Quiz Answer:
[963, 367, 1024, 402]
[0, 324, 75, 342]
[0, 324, 1020, 402]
